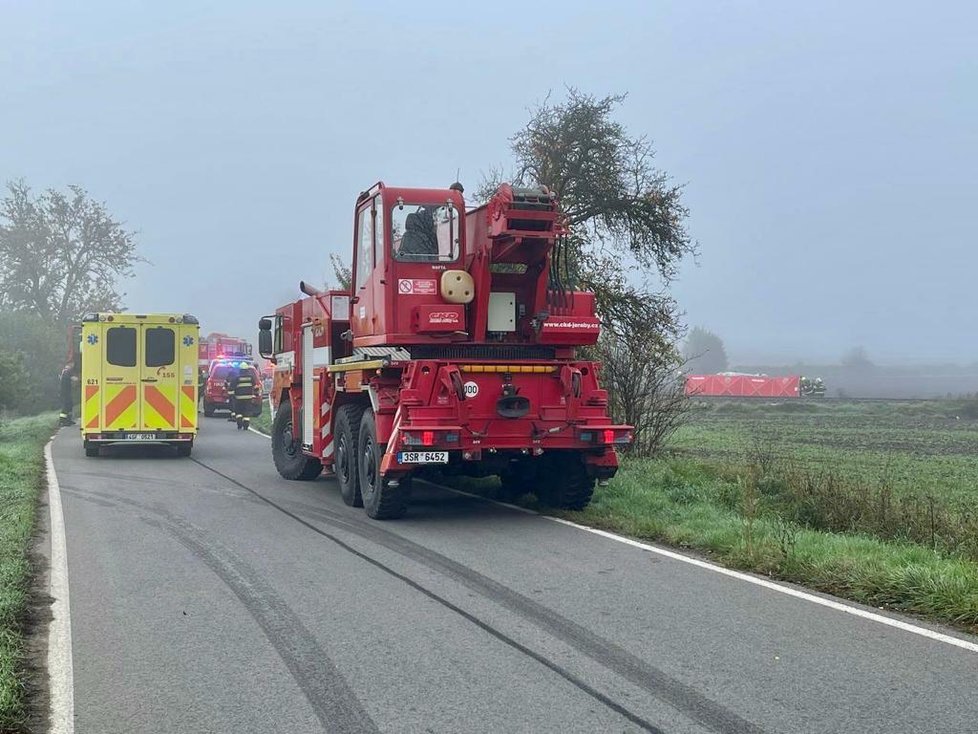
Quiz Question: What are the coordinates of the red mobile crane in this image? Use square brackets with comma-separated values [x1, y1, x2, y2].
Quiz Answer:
[259, 182, 631, 519]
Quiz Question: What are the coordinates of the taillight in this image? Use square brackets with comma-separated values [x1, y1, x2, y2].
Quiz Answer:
[402, 431, 460, 446]
[579, 429, 633, 445]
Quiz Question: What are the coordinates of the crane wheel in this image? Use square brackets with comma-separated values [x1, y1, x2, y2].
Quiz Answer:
[272, 397, 323, 480]
[335, 404, 365, 507]
[536, 453, 595, 511]
[358, 409, 410, 519]
[498, 460, 537, 503]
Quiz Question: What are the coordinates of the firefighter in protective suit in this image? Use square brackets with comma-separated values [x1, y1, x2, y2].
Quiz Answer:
[226, 365, 258, 430]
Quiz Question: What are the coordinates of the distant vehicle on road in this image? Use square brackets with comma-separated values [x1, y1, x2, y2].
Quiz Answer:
[203, 358, 263, 417]
[197, 332, 253, 389]
[78, 312, 200, 457]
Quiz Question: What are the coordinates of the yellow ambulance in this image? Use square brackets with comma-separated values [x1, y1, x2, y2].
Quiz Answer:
[79, 313, 200, 457]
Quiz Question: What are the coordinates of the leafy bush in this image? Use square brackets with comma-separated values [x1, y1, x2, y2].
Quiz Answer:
[0, 313, 64, 414]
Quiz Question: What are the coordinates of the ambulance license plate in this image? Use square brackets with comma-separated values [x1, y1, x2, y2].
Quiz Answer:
[125, 433, 156, 441]
[397, 451, 448, 464]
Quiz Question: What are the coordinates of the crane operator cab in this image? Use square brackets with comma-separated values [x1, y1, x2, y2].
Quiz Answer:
[350, 185, 469, 344]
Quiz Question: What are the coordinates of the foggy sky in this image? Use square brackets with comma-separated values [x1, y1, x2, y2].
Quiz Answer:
[2, 2, 975, 364]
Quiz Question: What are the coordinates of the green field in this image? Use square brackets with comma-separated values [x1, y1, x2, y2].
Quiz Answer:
[672, 399, 978, 502]
[0, 413, 56, 731]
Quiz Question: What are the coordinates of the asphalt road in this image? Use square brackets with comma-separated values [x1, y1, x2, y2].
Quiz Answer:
[50, 421, 978, 733]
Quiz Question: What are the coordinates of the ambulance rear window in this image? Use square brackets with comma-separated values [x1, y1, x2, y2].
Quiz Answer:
[145, 327, 175, 367]
[106, 327, 137, 367]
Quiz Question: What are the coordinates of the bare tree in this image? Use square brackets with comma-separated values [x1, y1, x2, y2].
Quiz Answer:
[479, 89, 694, 345]
[0, 181, 140, 323]
[597, 331, 691, 456]
[482, 89, 696, 447]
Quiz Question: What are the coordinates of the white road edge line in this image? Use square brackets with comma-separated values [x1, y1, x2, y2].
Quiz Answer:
[45, 438, 75, 734]
[246, 426, 978, 654]
[441, 486, 978, 654]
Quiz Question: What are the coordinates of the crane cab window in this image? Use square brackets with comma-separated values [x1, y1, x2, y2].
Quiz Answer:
[392, 202, 459, 262]
[106, 326, 137, 367]
[145, 327, 175, 367]
[355, 200, 376, 290]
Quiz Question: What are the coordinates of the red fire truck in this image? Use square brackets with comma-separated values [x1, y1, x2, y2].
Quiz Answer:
[202, 358, 264, 417]
[259, 182, 631, 519]
[198, 333, 252, 384]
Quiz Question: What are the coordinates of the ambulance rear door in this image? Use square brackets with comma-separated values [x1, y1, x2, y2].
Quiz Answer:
[140, 322, 180, 432]
[101, 322, 141, 432]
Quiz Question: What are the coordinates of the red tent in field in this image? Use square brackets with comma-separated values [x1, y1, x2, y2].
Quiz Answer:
[685, 374, 801, 398]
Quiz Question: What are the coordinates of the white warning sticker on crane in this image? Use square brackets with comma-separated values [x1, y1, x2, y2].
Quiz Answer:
[398, 279, 437, 295]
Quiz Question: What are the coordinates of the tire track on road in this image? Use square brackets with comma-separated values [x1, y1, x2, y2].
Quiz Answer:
[193, 459, 765, 734]
[62, 487, 379, 734]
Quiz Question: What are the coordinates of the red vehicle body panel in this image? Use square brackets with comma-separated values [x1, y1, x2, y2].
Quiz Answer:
[685, 374, 801, 398]
[348, 183, 599, 351]
[205, 361, 263, 408]
[267, 182, 630, 485]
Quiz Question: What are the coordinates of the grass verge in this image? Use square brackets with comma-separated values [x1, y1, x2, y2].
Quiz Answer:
[0, 413, 57, 731]
[250, 410, 272, 435]
[444, 457, 978, 632]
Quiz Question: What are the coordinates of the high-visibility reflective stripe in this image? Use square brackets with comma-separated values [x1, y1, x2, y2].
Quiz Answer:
[143, 385, 176, 428]
[320, 396, 333, 458]
[143, 385, 177, 428]
[459, 365, 557, 374]
[104, 385, 137, 429]
[84, 385, 100, 429]
[180, 386, 196, 429]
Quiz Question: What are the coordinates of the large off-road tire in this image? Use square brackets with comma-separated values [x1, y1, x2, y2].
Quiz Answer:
[536, 453, 595, 511]
[84, 441, 99, 458]
[498, 460, 537, 503]
[175, 442, 193, 458]
[203, 401, 216, 417]
[358, 409, 410, 519]
[335, 404, 365, 507]
[272, 398, 323, 480]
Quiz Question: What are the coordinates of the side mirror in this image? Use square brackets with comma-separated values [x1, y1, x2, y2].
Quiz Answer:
[257, 317, 274, 360]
